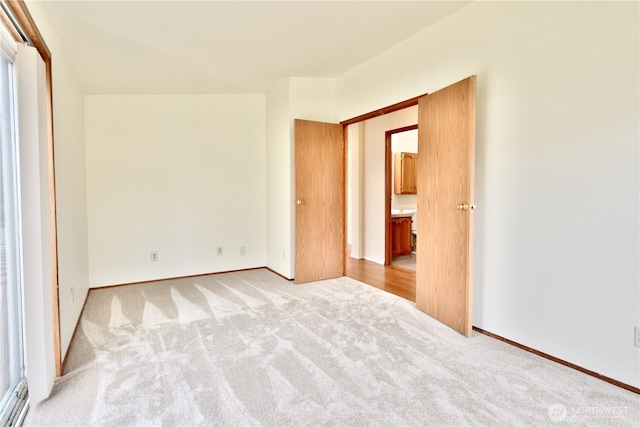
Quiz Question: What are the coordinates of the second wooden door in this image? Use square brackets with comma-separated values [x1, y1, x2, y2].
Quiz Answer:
[416, 76, 476, 336]
[294, 119, 344, 284]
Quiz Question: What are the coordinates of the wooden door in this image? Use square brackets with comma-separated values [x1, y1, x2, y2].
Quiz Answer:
[391, 217, 413, 257]
[416, 76, 476, 336]
[397, 217, 413, 256]
[394, 153, 417, 194]
[390, 219, 401, 257]
[294, 119, 345, 284]
[402, 153, 417, 193]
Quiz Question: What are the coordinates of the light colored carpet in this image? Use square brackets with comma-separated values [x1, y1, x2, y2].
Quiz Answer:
[24, 269, 638, 426]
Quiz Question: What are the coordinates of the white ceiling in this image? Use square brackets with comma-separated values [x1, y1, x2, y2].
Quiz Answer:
[41, 1, 471, 94]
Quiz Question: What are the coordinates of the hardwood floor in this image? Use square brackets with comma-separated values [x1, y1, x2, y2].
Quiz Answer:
[345, 257, 416, 302]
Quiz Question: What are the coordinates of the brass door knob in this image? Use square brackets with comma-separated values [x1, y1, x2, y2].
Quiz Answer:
[456, 203, 477, 211]
[296, 199, 304, 205]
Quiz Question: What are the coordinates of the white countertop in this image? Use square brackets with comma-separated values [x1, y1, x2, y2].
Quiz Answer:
[391, 209, 416, 218]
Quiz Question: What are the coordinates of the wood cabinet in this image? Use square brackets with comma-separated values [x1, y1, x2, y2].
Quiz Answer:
[394, 152, 417, 194]
[390, 216, 413, 257]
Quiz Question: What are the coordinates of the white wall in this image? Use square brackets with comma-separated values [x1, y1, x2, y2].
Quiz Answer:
[347, 122, 364, 258]
[337, 1, 640, 387]
[359, 107, 417, 264]
[266, 79, 291, 278]
[265, 77, 335, 279]
[50, 46, 88, 358]
[289, 78, 336, 124]
[25, 1, 89, 360]
[85, 94, 266, 286]
[391, 129, 418, 211]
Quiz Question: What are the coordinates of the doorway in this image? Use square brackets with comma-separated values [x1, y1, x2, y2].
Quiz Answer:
[343, 75, 477, 336]
[385, 126, 418, 271]
[345, 106, 418, 271]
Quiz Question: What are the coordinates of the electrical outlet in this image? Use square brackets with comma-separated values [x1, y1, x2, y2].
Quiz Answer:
[240, 246, 246, 256]
[635, 327, 640, 348]
[70, 287, 74, 305]
[150, 251, 159, 262]
[217, 246, 223, 256]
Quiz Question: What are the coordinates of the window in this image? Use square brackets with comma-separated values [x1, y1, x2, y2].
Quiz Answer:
[0, 21, 27, 426]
